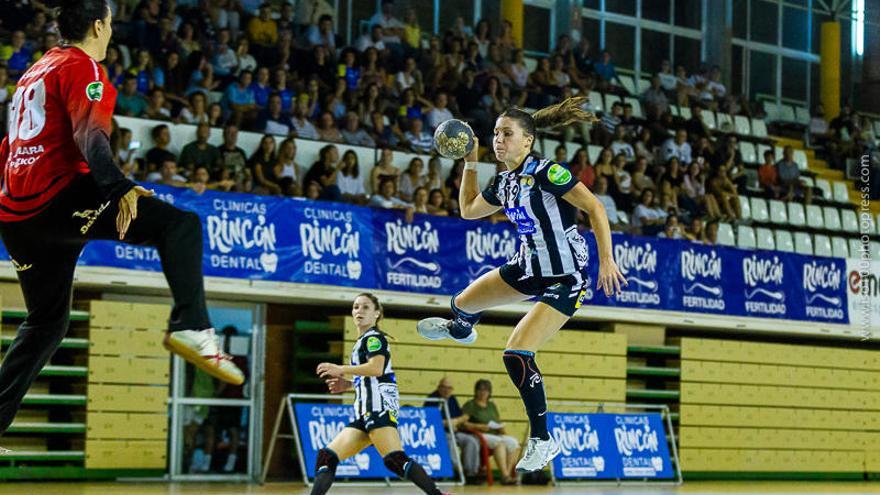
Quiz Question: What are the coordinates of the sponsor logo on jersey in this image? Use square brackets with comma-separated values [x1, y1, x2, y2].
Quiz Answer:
[86, 81, 104, 101]
[366, 336, 382, 352]
[547, 164, 572, 185]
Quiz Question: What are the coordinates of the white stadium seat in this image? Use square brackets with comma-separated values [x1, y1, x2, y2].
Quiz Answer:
[778, 104, 796, 122]
[769, 200, 788, 225]
[638, 78, 651, 93]
[734, 115, 752, 135]
[787, 202, 806, 227]
[739, 142, 757, 163]
[756, 144, 773, 163]
[716, 113, 734, 132]
[800, 176, 815, 188]
[831, 237, 850, 258]
[618, 75, 637, 94]
[841, 210, 859, 233]
[813, 235, 833, 257]
[849, 238, 865, 259]
[604, 93, 622, 109]
[794, 232, 813, 255]
[669, 105, 680, 117]
[750, 197, 769, 223]
[717, 223, 736, 246]
[823, 207, 842, 231]
[814, 179, 832, 201]
[806, 205, 824, 229]
[775, 230, 795, 252]
[737, 225, 757, 249]
[792, 149, 809, 171]
[763, 102, 779, 122]
[589, 91, 604, 113]
[774, 146, 784, 162]
[701, 109, 717, 130]
[524, 57, 539, 73]
[738, 195, 752, 220]
[679, 106, 692, 119]
[751, 119, 768, 138]
[756, 227, 775, 250]
[542, 138, 561, 159]
[795, 106, 811, 124]
[832, 181, 850, 203]
[587, 145, 602, 164]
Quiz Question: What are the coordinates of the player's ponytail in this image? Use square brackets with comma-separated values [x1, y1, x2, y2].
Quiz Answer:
[47, 0, 110, 44]
[499, 96, 597, 150]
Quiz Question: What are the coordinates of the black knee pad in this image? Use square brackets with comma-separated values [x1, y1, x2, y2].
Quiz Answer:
[315, 448, 339, 475]
[383, 450, 411, 479]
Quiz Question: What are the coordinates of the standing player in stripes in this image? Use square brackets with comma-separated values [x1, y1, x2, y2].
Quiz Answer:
[419, 97, 627, 473]
[315, 293, 450, 495]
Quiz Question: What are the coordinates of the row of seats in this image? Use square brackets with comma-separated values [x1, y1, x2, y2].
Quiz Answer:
[717, 224, 880, 258]
[739, 196, 877, 234]
[738, 141, 808, 170]
[763, 101, 813, 126]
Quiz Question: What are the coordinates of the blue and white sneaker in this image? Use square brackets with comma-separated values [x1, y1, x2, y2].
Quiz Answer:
[516, 437, 561, 473]
[416, 317, 478, 344]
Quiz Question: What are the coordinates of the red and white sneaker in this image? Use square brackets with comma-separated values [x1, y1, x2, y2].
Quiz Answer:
[163, 328, 244, 385]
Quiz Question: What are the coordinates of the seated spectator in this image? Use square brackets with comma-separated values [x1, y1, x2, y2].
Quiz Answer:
[776, 145, 802, 201]
[553, 145, 568, 165]
[685, 105, 712, 142]
[659, 157, 686, 213]
[707, 163, 741, 220]
[337, 49, 362, 91]
[271, 69, 295, 113]
[370, 178, 414, 213]
[395, 56, 421, 95]
[128, 49, 163, 95]
[148, 158, 187, 186]
[706, 66, 726, 102]
[593, 50, 622, 90]
[405, 118, 433, 154]
[461, 379, 520, 486]
[179, 123, 222, 174]
[304, 180, 323, 200]
[341, 112, 376, 147]
[592, 176, 621, 227]
[256, 93, 295, 136]
[658, 213, 685, 239]
[632, 188, 667, 236]
[399, 158, 425, 202]
[684, 216, 707, 242]
[143, 89, 172, 121]
[370, 0, 405, 43]
[758, 150, 780, 198]
[704, 219, 719, 245]
[235, 39, 258, 76]
[662, 129, 693, 166]
[358, 83, 389, 124]
[371, 148, 401, 194]
[249, 135, 281, 195]
[1, 30, 32, 80]
[356, 24, 386, 52]
[597, 102, 623, 146]
[222, 70, 257, 119]
[116, 75, 149, 117]
[424, 158, 445, 192]
[633, 128, 654, 162]
[412, 187, 432, 214]
[611, 153, 634, 210]
[273, 138, 303, 197]
[189, 165, 236, 193]
[249, 67, 272, 109]
[569, 148, 595, 189]
[219, 124, 250, 191]
[337, 150, 369, 204]
[291, 96, 319, 140]
[693, 136, 714, 165]
[610, 125, 635, 161]
[682, 162, 721, 219]
[306, 14, 337, 51]
[427, 188, 450, 216]
[145, 124, 177, 174]
[642, 74, 669, 120]
[657, 60, 677, 92]
[631, 156, 655, 198]
[211, 29, 238, 80]
[248, 3, 279, 62]
[426, 92, 454, 132]
[425, 377, 480, 482]
[674, 65, 696, 106]
[179, 92, 210, 125]
[809, 103, 830, 141]
[207, 103, 225, 127]
[619, 103, 639, 138]
[360, 47, 387, 90]
[304, 144, 343, 202]
[402, 8, 422, 48]
[316, 111, 344, 143]
[293, 0, 334, 32]
[370, 111, 402, 148]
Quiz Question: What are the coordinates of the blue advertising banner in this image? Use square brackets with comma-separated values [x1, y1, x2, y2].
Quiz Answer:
[549, 412, 674, 480]
[0, 184, 850, 325]
[293, 402, 453, 479]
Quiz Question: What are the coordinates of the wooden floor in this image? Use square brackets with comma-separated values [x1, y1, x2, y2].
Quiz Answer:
[1, 482, 879, 495]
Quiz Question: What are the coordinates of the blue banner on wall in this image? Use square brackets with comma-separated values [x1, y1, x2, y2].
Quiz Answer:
[293, 402, 453, 479]
[4, 184, 849, 325]
[549, 412, 675, 480]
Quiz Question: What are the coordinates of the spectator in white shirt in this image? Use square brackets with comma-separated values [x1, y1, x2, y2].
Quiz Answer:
[592, 176, 622, 228]
[426, 92, 454, 131]
[369, 0, 405, 44]
[610, 125, 635, 162]
[337, 150, 369, 204]
[706, 65, 726, 100]
[662, 129, 692, 166]
[632, 188, 667, 236]
[306, 14, 336, 52]
[356, 24, 386, 52]
[657, 59, 677, 92]
[291, 96, 319, 140]
[341, 112, 377, 147]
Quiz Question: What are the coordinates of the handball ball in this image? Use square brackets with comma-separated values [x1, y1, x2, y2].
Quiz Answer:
[433, 119, 475, 160]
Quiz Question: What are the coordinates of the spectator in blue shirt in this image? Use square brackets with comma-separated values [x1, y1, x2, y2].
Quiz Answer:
[256, 93, 295, 136]
[2, 31, 32, 80]
[337, 48, 361, 91]
[115, 75, 149, 117]
[249, 67, 272, 108]
[426, 377, 480, 481]
[594, 50, 622, 91]
[223, 70, 257, 116]
[272, 68, 295, 112]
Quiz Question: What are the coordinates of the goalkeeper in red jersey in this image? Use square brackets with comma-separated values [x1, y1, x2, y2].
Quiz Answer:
[0, 0, 243, 436]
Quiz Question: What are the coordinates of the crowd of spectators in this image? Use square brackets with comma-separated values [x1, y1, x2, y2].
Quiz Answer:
[2, 0, 877, 240]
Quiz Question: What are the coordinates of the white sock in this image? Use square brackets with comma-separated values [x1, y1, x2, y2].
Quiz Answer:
[202, 454, 212, 472]
[224, 453, 237, 472]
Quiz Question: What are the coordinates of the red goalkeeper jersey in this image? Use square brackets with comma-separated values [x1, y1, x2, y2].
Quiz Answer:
[0, 46, 125, 221]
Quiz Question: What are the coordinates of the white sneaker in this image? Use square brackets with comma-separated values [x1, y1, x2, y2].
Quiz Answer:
[416, 317, 477, 344]
[515, 437, 560, 473]
[223, 453, 237, 472]
[163, 329, 245, 385]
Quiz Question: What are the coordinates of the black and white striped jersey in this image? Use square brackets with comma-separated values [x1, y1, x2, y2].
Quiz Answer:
[350, 328, 399, 419]
[481, 155, 590, 278]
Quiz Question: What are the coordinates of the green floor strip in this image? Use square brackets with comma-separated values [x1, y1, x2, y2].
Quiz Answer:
[6, 422, 86, 434]
[627, 345, 681, 355]
[2, 309, 89, 322]
[627, 365, 681, 377]
[1, 336, 89, 349]
[21, 394, 87, 406]
[626, 388, 681, 400]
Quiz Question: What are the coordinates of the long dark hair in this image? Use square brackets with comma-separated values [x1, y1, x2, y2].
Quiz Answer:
[499, 97, 597, 151]
[355, 292, 395, 340]
[48, 0, 109, 43]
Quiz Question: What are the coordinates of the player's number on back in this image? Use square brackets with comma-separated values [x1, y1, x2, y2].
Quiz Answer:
[7, 79, 47, 143]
